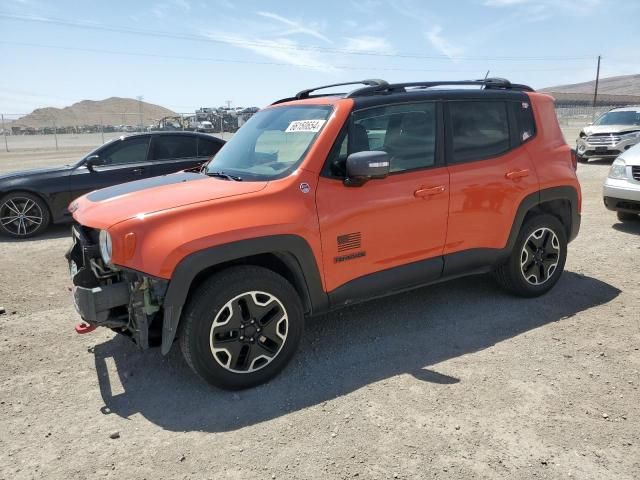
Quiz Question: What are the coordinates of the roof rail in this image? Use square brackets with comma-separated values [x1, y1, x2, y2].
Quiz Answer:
[271, 79, 389, 105]
[345, 78, 534, 98]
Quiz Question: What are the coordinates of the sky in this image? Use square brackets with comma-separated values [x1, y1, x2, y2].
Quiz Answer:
[0, 0, 638, 114]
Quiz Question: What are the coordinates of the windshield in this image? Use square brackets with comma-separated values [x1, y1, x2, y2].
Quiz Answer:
[205, 105, 333, 180]
[594, 110, 640, 126]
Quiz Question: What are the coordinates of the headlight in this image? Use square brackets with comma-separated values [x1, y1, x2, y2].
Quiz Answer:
[99, 230, 113, 265]
[621, 131, 640, 140]
[608, 158, 627, 179]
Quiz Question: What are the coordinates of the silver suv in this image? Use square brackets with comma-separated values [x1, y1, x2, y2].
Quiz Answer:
[577, 106, 640, 162]
[603, 142, 640, 222]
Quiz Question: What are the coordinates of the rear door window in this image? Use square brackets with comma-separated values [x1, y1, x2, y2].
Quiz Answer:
[100, 136, 150, 165]
[448, 101, 510, 163]
[150, 135, 197, 161]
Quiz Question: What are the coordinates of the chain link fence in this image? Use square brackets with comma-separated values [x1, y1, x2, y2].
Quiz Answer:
[0, 109, 257, 153]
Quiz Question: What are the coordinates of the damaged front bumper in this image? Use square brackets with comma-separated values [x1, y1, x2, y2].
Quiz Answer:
[66, 225, 168, 350]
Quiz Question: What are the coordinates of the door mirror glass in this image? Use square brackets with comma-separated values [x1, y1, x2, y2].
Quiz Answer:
[345, 151, 390, 186]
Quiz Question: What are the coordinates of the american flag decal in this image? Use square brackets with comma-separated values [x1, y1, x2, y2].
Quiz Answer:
[337, 232, 362, 252]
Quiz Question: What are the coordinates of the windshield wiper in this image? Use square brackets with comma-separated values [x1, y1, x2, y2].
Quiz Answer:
[206, 171, 243, 181]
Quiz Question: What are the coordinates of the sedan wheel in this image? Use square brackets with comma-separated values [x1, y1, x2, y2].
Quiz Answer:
[0, 193, 50, 238]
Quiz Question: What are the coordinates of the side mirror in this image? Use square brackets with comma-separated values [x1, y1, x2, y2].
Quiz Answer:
[344, 151, 390, 186]
[84, 154, 103, 171]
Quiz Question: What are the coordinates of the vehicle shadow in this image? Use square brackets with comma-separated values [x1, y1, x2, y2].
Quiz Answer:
[93, 271, 619, 432]
[612, 220, 640, 235]
[0, 224, 70, 243]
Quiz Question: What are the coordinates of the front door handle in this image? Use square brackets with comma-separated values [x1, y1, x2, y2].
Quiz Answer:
[505, 169, 530, 180]
[131, 167, 145, 175]
[414, 185, 446, 198]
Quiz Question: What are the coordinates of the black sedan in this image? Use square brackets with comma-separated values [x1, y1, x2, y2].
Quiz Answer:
[0, 131, 225, 238]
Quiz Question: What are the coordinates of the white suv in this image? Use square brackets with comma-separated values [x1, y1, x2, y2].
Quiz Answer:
[577, 107, 640, 162]
[603, 142, 640, 221]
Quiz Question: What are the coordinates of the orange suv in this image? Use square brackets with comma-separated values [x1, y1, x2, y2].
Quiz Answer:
[67, 78, 581, 389]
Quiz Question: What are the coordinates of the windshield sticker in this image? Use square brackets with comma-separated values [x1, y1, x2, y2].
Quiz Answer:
[285, 119, 326, 133]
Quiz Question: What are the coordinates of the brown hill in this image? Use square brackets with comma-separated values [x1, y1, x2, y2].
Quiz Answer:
[14, 97, 177, 128]
[542, 74, 640, 96]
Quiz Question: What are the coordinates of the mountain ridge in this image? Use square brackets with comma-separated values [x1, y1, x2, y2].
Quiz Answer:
[14, 97, 177, 128]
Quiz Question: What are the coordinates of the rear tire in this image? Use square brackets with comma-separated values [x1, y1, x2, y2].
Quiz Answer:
[0, 191, 50, 238]
[493, 214, 567, 297]
[179, 266, 304, 390]
[617, 211, 638, 222]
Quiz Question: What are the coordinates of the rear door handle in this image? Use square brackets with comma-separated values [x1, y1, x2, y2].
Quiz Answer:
[505, 169, 530, 180]
[131, 167, 145, 175]
[414, 185, 446, 198]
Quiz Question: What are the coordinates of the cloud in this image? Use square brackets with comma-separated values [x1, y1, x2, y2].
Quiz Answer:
[344, 36, 394, 54]
[426, 26, 463, 59]
[256, 11, 332, 44]
[204, 32, 338, 73]
[483, 0, 602, 14]
[343, 20, 387, 33]
[151, 0, 191, 19]
[483, 0, 528, 5]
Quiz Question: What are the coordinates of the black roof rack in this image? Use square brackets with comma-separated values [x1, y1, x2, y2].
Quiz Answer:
[271, 79, 389, 105]
[346, 78, 534, 98]
[271, 78, 533, 105]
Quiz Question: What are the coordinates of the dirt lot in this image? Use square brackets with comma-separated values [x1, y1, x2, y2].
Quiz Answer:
[0, 136, 639, 479]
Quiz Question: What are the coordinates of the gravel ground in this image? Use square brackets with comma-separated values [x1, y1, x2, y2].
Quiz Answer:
[0, 151, 639, 479]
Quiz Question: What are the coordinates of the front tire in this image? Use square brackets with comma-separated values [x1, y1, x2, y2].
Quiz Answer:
[179, 266, 304, 390]
[493, 214, 567, 297]
[0, 192, 50, 238]
[617, 211, 638, 222]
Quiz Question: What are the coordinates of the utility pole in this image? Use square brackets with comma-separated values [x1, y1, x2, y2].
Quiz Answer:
[137, 95, 144, 132]
[592, 55, 601, 107]
[1, 114, 8, 152]
[52, 117, 58, 151]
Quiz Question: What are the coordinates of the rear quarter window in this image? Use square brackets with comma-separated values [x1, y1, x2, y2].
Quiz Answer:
[514, 100, 536, 143]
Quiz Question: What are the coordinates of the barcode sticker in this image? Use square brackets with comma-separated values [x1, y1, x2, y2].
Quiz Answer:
[285, 119, 326, 133]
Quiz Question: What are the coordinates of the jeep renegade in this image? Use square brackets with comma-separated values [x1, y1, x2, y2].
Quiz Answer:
[67, 78, 581, 390]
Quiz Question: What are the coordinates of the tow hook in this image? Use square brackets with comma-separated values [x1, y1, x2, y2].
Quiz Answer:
[75, 322, 97, 334]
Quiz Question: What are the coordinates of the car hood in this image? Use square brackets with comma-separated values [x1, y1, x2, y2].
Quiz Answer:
[0, 164, 74, 182]
[619, 144, 640, 166]
[72, 171, 268, 229]
[583, 125, 640, 135]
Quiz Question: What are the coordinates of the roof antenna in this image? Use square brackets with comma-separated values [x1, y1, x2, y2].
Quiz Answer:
[482, 70, 490, 89]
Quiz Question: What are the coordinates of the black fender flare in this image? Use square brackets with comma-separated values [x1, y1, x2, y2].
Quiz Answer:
[505, 185, 581, 253]
[160, 234, 328, 354]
